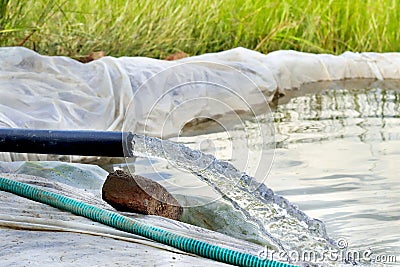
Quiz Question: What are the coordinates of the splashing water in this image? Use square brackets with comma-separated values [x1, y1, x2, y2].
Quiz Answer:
[130, 133, 337, 260]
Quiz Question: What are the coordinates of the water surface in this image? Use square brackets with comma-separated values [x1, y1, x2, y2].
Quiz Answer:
[270, 87, 400, 258]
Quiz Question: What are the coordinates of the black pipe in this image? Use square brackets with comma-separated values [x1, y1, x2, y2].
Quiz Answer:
[0, 128, 132, 157]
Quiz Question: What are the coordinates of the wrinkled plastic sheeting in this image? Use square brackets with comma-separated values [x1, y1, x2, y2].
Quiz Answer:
[1, 47, 400, 161]
[0, 161, 267, 266]
[0, 161, 271, 248]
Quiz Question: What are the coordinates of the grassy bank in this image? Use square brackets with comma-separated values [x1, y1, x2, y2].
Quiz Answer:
[0, 0, 399, 58]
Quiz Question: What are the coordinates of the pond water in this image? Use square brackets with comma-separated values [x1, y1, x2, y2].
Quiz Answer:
[126, 84, 400, 265]
[270, 86, 400, 263]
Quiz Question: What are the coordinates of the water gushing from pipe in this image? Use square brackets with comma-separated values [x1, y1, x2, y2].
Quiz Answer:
[130, 133, 336, 259]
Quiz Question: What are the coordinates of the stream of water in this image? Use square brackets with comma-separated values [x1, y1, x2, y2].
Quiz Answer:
[130, 133, 335, 256]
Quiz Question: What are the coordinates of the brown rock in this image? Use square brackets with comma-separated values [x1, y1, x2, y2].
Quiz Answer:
[102, 170, 183, 220]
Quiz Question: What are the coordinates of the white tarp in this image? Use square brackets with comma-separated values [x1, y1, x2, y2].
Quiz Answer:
[0, 161, 269, 266]
[1, 47, 400, 162]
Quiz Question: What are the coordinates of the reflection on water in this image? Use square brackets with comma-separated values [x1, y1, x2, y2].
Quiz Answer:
[130, 86, 399, 265]
[270, 88, 400, 259]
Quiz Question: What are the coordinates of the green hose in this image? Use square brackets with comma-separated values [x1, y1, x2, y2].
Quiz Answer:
[0, 177, 297, 267]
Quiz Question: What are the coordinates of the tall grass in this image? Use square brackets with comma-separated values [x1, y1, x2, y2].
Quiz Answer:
[1, 0, 399, 58]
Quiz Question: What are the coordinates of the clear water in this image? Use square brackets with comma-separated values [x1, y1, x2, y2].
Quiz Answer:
[129, 133, 335, 259]
[126, 86, 400, 266]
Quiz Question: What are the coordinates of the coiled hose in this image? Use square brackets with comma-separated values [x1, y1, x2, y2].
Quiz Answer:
[0, 177, 297, 267]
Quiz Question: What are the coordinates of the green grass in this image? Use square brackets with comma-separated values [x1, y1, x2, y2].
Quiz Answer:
[0, 0, 399, 58]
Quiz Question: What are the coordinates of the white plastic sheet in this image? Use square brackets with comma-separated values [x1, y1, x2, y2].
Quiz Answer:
[1, 47, 400, 162]
[0, 162, 267, 266]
